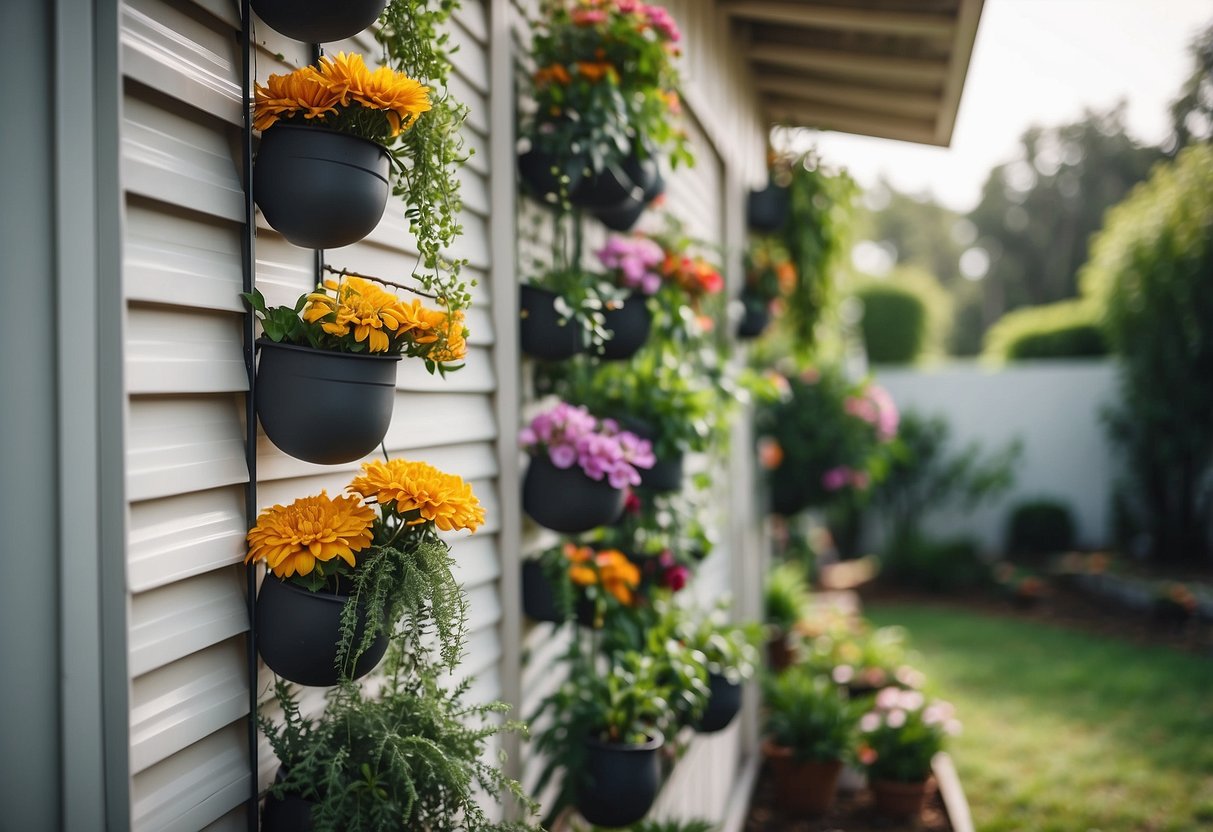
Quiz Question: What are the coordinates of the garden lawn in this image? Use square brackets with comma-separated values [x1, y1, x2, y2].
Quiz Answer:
[866, 603, 1213, 832]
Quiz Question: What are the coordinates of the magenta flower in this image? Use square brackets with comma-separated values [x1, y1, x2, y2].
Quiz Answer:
[662, 563, 690, 591]
[596, 236, 666, 295]
[821, 466, 851, 492]
[520, 401, 654, 488]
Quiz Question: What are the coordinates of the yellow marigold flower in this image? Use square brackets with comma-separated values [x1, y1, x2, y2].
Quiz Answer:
[254, 67, 341, 131]
[316, 52, 432, 137]
[564, 546, 640, 605]
[349, 458, 485, 532]
[302, 277, 410, 353]
[245, 492, 376, 579]
[428, 309, 468, 364]
[565, 543, 597, 586]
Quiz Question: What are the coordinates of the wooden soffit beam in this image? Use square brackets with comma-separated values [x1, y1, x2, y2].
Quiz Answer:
[723, 1, 955, 40]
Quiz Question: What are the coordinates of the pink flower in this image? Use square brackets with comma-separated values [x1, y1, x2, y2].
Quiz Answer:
[521, 402, 654, 488]
[596, 236, 666, 295]
[662, 563, 690, 591]
[822, 466, 851, 492]
[859, 712, 881, 733]
[875, 687, 902, 710]
[642, 4, 681, 41]
[832, 664, 855, 685]
[866, 384, 899, 441]
[572, 8, 607, 24]
[886, 708, 907, 729]
[624, 491, 643, 515]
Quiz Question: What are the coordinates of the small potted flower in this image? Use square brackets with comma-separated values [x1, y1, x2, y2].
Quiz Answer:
[251, 0, 386, 44]
[519, 265, 608, 362]
[521, 542, 642, 627]
[520, 402, 654, 532]
[761, 667, 856, 816]
[518, 0, 691, 217]
[532, 650, 671, 828]
[738, 238, 794, 339]
[857, 688, 960, 819]
[594, 235, 665, 360]
[253, 52, 431, 249]
[244, 274, 466, 464]
[681, 604, 762, 733]
[245, 456, 483, 686]
[764, 562, 811, 671]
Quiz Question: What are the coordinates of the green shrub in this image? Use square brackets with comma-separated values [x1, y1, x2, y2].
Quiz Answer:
[983, 300, 1108, 360]
[1006, 499, 1075, 557]
[881, 534, 990, 594]
[855, 283, 928, 364]
[1082, 143, 1213, 562]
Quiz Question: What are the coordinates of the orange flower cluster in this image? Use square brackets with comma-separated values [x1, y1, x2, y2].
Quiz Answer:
[348, 458, 485, 533]
[661, 253, 724, 297]
[254, 52, 431, 137]
[533, 63, 572, 86]
[301, 276, 466, 362]
[245, 492, 375, 578]
[574, 60, 618, 83]
[565, 543, 641, 605]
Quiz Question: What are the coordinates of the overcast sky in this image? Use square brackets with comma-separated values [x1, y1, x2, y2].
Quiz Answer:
[794, 0, 1212, 212]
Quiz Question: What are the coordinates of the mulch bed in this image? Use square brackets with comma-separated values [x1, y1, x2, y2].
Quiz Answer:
[744, 771, 951, 832]
[857, 582, 1213, 656]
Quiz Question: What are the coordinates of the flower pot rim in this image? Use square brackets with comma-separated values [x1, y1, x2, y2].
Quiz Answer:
[585, 730, 664, 753]
[255, 337, 403, 363]
[259, 122, 391, 157]
[261, 573, 364, 607]
[526, 452, 624, 491]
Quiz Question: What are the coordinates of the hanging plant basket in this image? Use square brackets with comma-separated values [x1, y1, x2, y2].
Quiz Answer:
[577, 733, 663, 828]
[763, 741, 844, 816]
[640, 453, 683, 492]
[599, 293, 652, 360]
[519, 285, 584, 361]
[518, 145, 585, 202]
[747, 182, 790, 233]
[590, 157, 664, 232]
[254, 125, 390, 250]
[255, 339, 400, 465]
[521, 559, 563, 623]
[522, 455, 626, 533]
[261, 768, 316, 832]
[696, 673, 743, 733]
[251, 0, 386, 43]
[255, 574, 389, 687]
[737, 294, 772, 340]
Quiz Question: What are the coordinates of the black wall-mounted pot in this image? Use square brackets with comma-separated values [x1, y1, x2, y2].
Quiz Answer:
[522, 455, 626, 533]
[737, 294, 772, 339]
[251, 0, 386, 43]
[599, 293, 652, 360]
[519, 285, 584, 361]
[577, 733, 664, 828]
[696, 673, 743, 733]
[747, 182, 790, 233]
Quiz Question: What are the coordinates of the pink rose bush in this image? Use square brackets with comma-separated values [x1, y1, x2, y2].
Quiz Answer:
[520, 401, 655, 490]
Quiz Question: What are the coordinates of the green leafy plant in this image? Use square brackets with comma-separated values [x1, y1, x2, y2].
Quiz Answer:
[259, 643, 539, 832]
[1006, 498, 1076, 558]
[763, 667, 856, 762]
[680, 602, 763, 684]
[857, 688, 959, 783]
[379, 0, 474, 314]
[854, 282, 928, 364]
[882, 534, 990, 594]
[764, 561, 811, 634]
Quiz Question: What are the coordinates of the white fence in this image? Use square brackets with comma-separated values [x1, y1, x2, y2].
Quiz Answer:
[872, 359, 1120, 554]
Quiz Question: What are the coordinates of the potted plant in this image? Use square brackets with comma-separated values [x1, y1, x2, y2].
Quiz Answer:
[532, 649, 671, 829]
[518, 1, 691, 211]
[253, 52, 432, 249]
[520, 401, 655, 532]
[681, 605, 762, 733]
[756, 368, 898, 516]
[762, 667, 856, 816]
[857, 687, 960, 818]
[519, 268, 605, 362]
[245, 456, 482, 685]
[251, 0, 386, 43]
[764, 561, 810, 671]
[244, 274, 466, 464]
[737, 238, 794, 339]
[258, 645, 540, 831]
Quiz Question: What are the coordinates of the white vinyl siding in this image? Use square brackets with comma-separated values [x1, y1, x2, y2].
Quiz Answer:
[121, 1, 502, 828]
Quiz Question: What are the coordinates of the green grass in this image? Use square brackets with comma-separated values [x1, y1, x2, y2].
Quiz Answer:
[866, 603, 1213, 832]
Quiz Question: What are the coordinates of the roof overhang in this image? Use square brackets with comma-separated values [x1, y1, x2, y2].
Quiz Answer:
[722, 0, 984, 146]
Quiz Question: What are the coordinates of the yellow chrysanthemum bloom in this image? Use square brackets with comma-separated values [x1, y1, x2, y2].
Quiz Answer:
[302, 276, 411, 353]
[253, 67, 341, 131]
[348, 458, 485, 533]
[245, 492, 376, 578]
[428, 308, 468, 364]
[315, 51, 432, 137]
[565, 546, 640, 605]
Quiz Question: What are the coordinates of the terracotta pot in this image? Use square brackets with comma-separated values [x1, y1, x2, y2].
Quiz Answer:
[767, 634, 793, 672]
[762, 740, 843, 816]
[870, 777, 931, 818]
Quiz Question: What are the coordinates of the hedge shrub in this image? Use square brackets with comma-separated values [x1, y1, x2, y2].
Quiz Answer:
[982, 300, 1108, 360]
[855, 283, 928, 364]
[1006, 499, 1075, 558]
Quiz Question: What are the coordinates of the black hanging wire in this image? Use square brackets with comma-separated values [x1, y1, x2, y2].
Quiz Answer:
[312, 43, 325, 289]
[239, 1, 259, 829]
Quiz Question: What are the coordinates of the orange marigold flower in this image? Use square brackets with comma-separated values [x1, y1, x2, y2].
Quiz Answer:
[245, 492, 375, 578]
[316, 52, 431, 136]
[534, 63, 572, 86]
[348, 458, 485, 533]
[302, 276, 410, 353]
[253, 67, 341, 131]
[575, 61, 618, 83]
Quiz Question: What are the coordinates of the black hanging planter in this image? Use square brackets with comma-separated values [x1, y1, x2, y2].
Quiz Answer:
[589, 153, 664, 231]
[600, 293, 652, 360]
[593, 193, 647, 232]
[519, 285, 585, 361]
[261, 769, 316, 832]
[577, 733, 664, 828]
[522, 455, 626, 533]
[518, 145, 585, 202]
[251, 0, 386, 43]
[696, 673, 743, 733]
[255, 339, 400, 465]
[255, 574, 389, 687]
[254, 125, 390, 249]
[640, 453, 683, 492]
[522, 559, 563, 623]
[747, 182, 790, 233]
[571, 162, 640, 210]
[737, 294, 772, 339]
